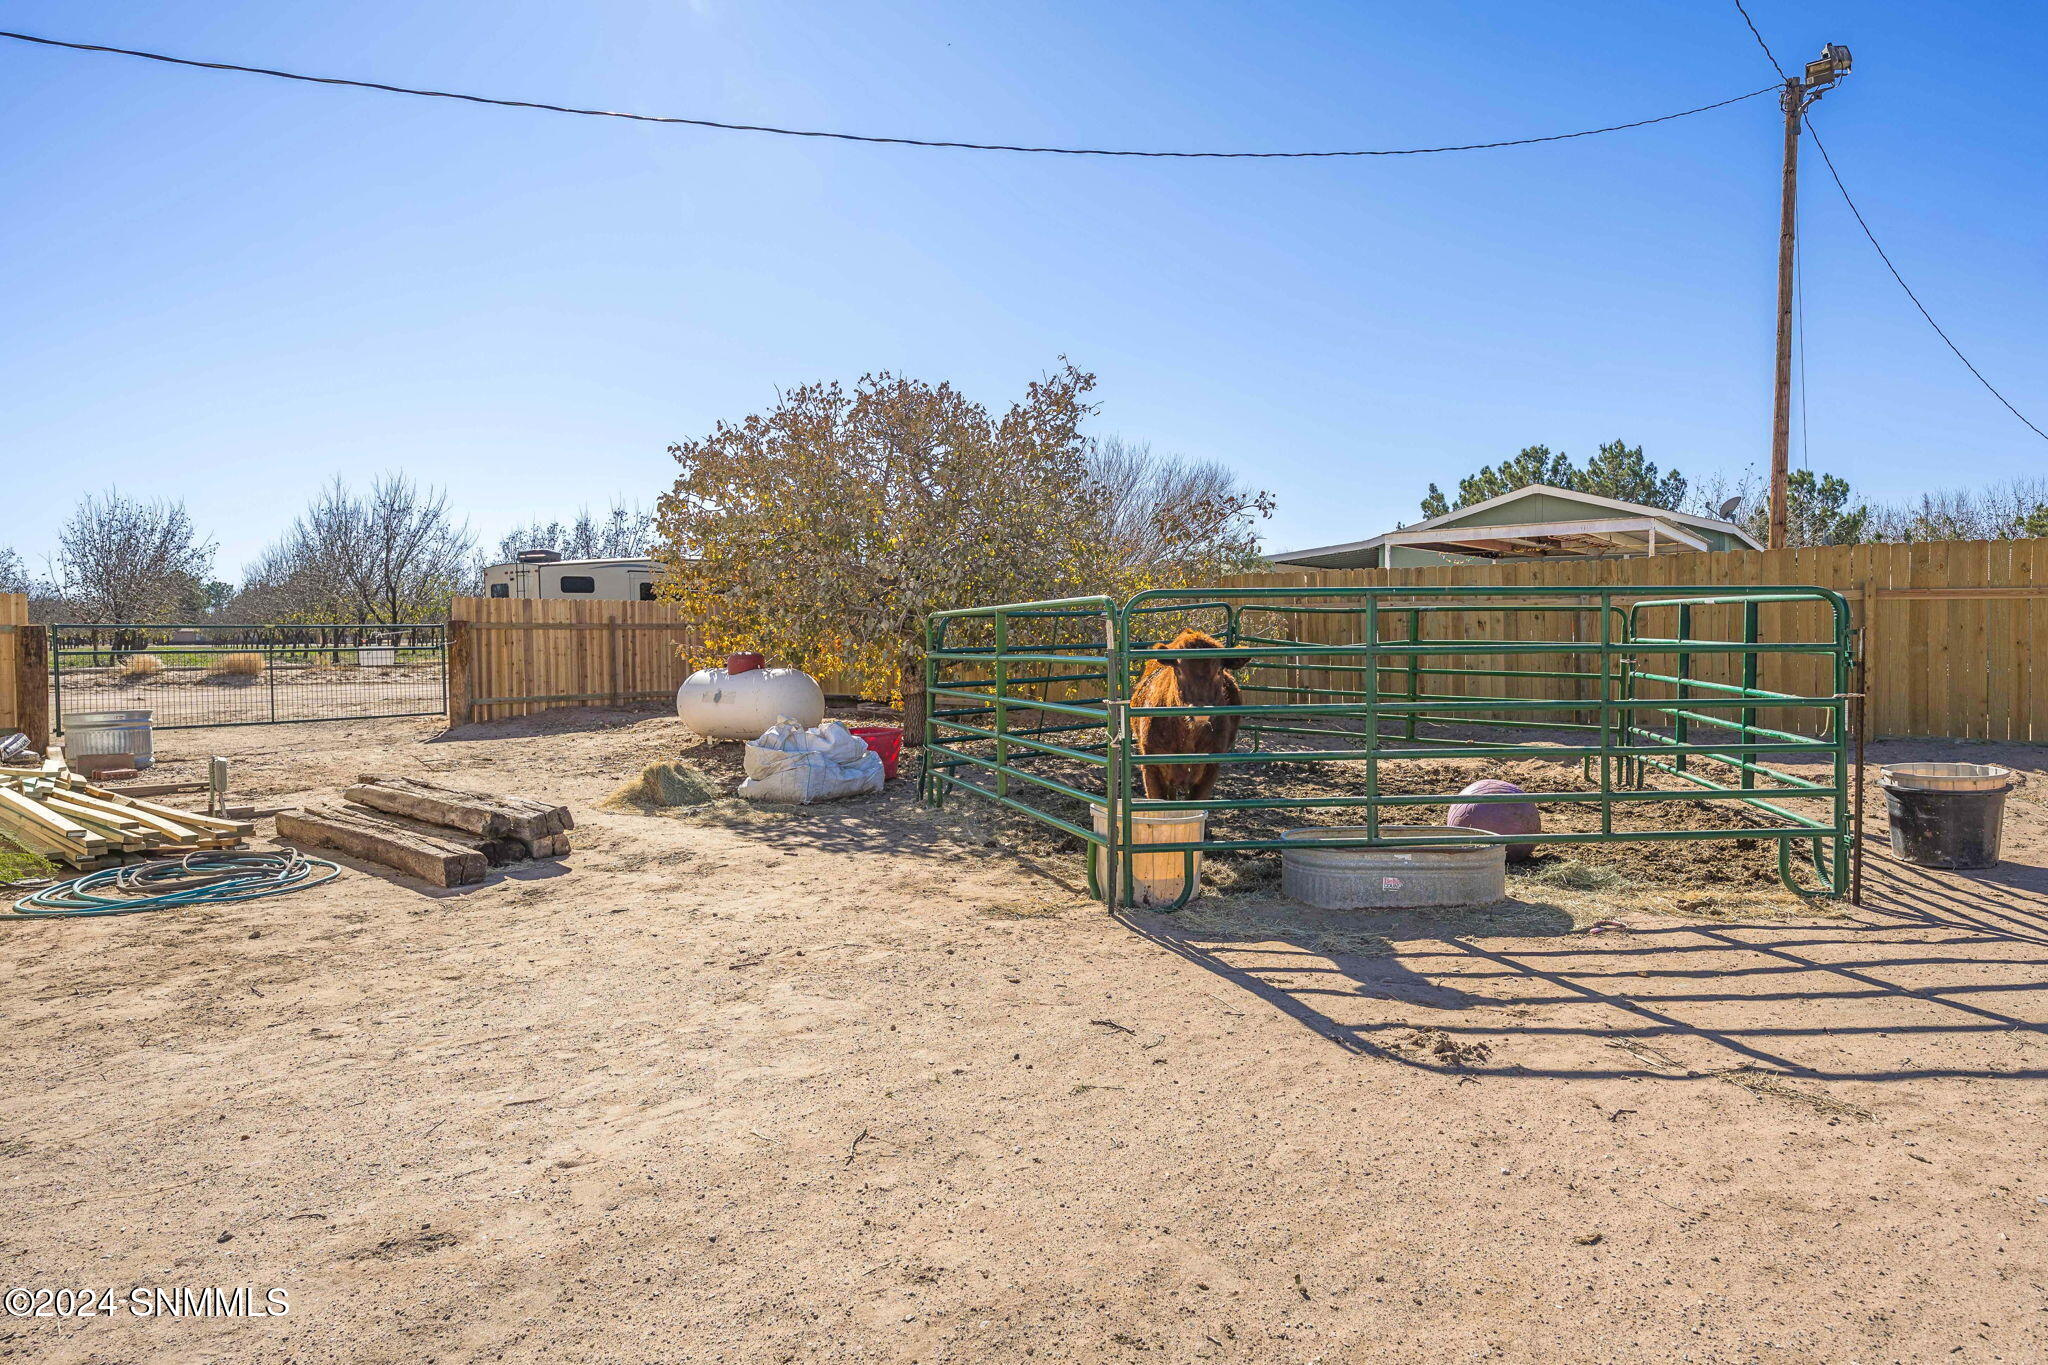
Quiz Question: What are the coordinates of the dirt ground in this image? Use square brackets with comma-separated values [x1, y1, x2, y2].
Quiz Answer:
[4, 709, 2048, 1364]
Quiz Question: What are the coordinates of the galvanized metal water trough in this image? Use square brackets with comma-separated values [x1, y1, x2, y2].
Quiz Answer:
[1280, 825, 1506, 910]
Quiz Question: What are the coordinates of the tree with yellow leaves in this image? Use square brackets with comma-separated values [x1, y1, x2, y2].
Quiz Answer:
[655, 364, 1268, 743]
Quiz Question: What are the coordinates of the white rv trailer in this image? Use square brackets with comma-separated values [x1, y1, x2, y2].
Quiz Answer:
[480, 551, 668, 602]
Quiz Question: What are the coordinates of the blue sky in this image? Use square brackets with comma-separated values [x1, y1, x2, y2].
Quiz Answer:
[3, 1, 2043, 576]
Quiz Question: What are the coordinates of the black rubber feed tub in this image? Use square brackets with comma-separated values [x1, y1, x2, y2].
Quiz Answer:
[1880, 763, 2022, 870]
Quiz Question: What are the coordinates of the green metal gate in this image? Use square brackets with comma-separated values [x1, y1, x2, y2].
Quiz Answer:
[921, 585, 1856, 908]
[52, 622, 447, 732]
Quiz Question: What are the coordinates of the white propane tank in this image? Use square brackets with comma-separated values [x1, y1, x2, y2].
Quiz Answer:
[676, 666, 826, 740]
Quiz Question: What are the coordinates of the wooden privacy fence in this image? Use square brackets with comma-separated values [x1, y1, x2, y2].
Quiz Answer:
[446, 596, 863, 724]
[447, 597, 706, 724]
[447, 538, 2046, 740]
[0, 593, 50, 752]
[1216, 537, 2048, 743]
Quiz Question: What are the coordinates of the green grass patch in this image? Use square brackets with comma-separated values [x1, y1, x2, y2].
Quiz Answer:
[0, 833, 58, 884]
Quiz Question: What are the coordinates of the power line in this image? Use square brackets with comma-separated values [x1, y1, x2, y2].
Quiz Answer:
[1725, 3, 2047, 444]
[1732, 0, 1789, 80]
[0, 27, 1775, 159]
[1802, 119, 2048, 443]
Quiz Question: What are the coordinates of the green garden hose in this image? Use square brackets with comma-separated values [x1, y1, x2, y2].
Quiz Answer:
[6, 850, 342, 919]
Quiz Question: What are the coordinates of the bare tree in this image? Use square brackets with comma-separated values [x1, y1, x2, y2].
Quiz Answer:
[0, 545, 59, 623]
[223, 541, 326, 624]
[1694, 468, 1868, 547]
[1683, 467, 1762, 523]
[246, 474, 474, 623]
[1687, 468, 2048, 547]
[51, 491, 215, 623]
[495, 501, 653, 562]
[1863, 475, 2048, 542]
[1084, 436, 1273, 584]
[0, 546, 31, 596]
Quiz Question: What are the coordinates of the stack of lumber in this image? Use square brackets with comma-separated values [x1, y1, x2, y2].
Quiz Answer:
[0, 760, 255, 869]
[275, 774, 572, 889]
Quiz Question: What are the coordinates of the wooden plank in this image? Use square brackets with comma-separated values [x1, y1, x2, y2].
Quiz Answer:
[330, 802, 535, 866]
[1851, 540, 1875, 740]
[49, 789, 212, 844]
[275, 804, 488, 887]
[1843, 542, 1876, 735]
[81, 786, 256, 835]
[466, 688, 675, 706]
[343, 777, 522, 836]
[459, 621, 700, 631]
[0, 806, 103, 865]
[1983, 540, 2015, 741]
[43, 793, 168, 837]
[101, 780, 208, 798]
[558, 599, 578, 719]
[1929, 541, 1964, 739]
[348, 774, 569, 839]
[1949, 540, 1990, 739]
[15, 623, 49, 754]
[2024, 539, 2046, 744]
[1875, 543, 1909, 738]
[446, 618, 474, 726]
[0, 810, 77, 857]
[0, 592, 22, 741]
[0, 786, 107, 851]
[1872, 586, 2048, 600]
[1901, 541, 1935, 738]
[516, 597, 539, 722]
[485, 600, 506, 721]
[472, 604, 493, 723]
[40, 798, 153, 849]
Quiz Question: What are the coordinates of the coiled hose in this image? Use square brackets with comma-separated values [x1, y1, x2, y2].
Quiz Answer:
[6, 849, 342, 919]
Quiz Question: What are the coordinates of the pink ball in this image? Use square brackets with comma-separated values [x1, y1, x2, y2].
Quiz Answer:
[1447, 779, 1541, 862]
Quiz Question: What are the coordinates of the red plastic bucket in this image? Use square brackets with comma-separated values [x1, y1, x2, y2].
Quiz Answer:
[848, 725, 903, 780]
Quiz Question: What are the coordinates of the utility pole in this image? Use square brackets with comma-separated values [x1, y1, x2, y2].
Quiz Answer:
[1768, 44, 1853, 549]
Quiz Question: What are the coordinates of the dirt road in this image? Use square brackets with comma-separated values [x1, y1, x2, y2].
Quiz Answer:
[3, 711, 2045, 1363]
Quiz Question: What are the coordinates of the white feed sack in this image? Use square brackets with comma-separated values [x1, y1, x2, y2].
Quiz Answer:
[738, 718, 885, 804]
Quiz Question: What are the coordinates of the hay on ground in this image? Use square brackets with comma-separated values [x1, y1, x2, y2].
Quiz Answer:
[602, 761, 725, 812]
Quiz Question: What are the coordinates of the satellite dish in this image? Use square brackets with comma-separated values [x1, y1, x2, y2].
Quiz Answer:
[1717, 496, 1743, 519]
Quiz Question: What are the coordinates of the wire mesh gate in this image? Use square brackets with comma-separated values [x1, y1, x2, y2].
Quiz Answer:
[52, 623, 447, 732]
[920, 585, 1856, 908]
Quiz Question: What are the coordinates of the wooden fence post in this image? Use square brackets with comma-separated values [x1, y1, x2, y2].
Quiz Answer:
[17, 624, 50, 754]
[607, 618, 623, 708]
[446, 618, 474, 726]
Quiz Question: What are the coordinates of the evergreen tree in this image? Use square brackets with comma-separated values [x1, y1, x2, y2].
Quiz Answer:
[1417, 441, 1687, 517]
[1575, 440, 1688, 509]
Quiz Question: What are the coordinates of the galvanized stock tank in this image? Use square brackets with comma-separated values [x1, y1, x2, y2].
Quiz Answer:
[63, 709, 156, 769]
[1281, 825, 1505, 909]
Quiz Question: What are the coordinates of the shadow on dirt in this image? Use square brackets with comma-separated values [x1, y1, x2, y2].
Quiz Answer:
[611, 729, 2048, 1088]
[429, 707, 673, 744]
[1118, 857, 2048, 1084]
